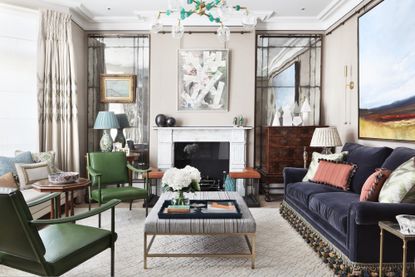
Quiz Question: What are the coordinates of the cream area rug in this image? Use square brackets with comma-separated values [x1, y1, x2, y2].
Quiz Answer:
[0, 208, 333, 277]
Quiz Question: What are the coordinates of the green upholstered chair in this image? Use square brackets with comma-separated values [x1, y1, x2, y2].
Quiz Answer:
[87, 152, 150, 227]
[0, 188, 120, 276]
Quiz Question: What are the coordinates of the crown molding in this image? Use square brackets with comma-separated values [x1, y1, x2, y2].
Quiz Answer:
[3, 0, 366, 32]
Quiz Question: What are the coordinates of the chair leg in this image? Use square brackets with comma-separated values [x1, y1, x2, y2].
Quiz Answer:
[129, 201, 133, 211]
[88, 187, 91, 211]
[98, 213, 101, 228]
[145, 197, 148, 217]
[110, 243, 115, 277]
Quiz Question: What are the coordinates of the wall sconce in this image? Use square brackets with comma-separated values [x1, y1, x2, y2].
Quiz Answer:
[345, 66, 355, 90]
[344, 65, 354, 125]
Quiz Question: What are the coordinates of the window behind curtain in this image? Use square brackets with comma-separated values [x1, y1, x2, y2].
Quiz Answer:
[0, 6, 39, 156]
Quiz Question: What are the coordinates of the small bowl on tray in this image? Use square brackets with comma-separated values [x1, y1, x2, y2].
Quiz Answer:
[48, 172, 79, 184]
[396, 214, 415, 234]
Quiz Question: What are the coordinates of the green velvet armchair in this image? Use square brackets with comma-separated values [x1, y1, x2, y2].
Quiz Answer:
[0, 188, 120, 276]
[87, 152, 150, 227]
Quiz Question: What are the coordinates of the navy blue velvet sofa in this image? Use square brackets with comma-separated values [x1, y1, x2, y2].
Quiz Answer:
[280, 143, 415, 275]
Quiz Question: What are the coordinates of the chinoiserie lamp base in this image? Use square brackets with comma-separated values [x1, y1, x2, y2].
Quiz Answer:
[100, 130, 114, 152]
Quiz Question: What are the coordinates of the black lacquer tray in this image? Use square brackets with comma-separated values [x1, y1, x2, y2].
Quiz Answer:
[158, 199, 242, 219]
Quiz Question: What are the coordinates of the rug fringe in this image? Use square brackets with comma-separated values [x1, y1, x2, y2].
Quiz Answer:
[280, 201, 412, 277]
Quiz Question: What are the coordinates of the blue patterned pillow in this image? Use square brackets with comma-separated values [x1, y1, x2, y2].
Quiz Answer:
[0, 151, 33, 176]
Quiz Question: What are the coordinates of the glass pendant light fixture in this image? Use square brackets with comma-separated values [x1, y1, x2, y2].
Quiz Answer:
[172, 20, 185, 39]
[217, 24, 230, 42]
[151, 0, 256, 41]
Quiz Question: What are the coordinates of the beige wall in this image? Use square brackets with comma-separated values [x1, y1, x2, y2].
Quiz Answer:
[71, 21, 88, 176]
[322, 15, 415, 149]
[149, 32, 256, 168]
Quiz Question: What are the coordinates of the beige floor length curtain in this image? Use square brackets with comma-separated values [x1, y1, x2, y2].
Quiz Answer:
[37, 10, 79, 172]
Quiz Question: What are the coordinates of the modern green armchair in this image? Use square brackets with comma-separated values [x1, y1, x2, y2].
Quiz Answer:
[87, 152, 150, 227]
[0, 188, 120, 276]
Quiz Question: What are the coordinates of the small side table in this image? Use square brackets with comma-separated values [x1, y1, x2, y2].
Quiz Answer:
[32, 178, 91, 218]
[378, 221, 415, 277]
[229, 167, 261, 207]
[147, 170, 163, 207]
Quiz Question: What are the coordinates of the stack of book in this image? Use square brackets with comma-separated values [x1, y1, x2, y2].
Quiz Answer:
[206, 201, 237, 213]
[166, 205, 190, 214]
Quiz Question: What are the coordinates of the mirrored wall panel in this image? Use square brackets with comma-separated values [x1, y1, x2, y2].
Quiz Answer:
[87, 35, 150, 164]
[255, 34, 322, 167]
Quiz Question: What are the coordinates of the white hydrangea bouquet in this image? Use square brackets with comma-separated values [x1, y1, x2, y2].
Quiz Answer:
[162, 165, 201, 205]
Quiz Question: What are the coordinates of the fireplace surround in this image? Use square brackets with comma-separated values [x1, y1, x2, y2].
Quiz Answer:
[154, 126, 252, 175]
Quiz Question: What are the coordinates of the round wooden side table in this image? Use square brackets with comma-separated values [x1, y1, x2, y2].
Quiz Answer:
[32, 178, 91, 218]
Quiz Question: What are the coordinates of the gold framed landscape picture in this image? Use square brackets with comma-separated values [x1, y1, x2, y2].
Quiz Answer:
[100, 74, 136, 103]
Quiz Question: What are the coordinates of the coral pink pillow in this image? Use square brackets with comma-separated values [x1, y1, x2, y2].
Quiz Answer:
[360, 168, 391, 202]
[312, 160, 357, 191]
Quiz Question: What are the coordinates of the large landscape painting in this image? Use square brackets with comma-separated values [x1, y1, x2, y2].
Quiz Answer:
[359, 0, 415, 141]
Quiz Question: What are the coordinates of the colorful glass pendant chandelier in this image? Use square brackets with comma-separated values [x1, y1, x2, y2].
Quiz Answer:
[151, 0, 257, 41]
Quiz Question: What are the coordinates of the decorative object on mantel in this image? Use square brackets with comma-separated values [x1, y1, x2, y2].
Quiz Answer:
[151, 0, 257, 41]
[162, 166, 201, 205]
[100, 74, 136, 103]
[358, 0, 415, 141]
[94, 111, 120, 152]
[310, 127, 342, 154]
[114, 113, 130, 147]
[178, 49, 229, 111]
[238, 115, 244, 127]
[155, 114, 167, 127]
[166, 117, 176, 127]
[233, 116, 238, 127]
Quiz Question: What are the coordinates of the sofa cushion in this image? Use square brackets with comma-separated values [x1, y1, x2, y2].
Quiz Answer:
[15, 162, 50, 190]
[0, 151, 33, 176]
[0, 172, 18, 188]
[382, 147, 415, 171]
[309, 192, 360, 234]
[342, 143, 393, 194]
[20, 189, 49, 203]
[360, 168, 391, 202]
[286, 182, 342, 207]
[379, 157, 415, 203]
[302, 151, 348, 182]
[312, 160, 357, 191]
[16, 150, 60, 174]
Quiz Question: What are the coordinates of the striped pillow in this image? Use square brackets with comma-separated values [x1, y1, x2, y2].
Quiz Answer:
[312, 160, 357, 191]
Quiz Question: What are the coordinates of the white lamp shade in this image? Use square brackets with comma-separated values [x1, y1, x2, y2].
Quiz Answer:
[310, 127, 342, 147]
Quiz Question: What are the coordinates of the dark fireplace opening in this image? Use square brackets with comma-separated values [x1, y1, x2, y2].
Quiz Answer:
[174, 142, 230, 191]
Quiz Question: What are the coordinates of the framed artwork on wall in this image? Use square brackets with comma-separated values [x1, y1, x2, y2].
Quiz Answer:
[358, 0, 415, 141]
[100, 74, 136, 103]
[178, 49, 229, 111]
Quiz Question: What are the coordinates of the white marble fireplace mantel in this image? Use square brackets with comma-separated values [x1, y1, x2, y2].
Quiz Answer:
[153, 126, 253, 172]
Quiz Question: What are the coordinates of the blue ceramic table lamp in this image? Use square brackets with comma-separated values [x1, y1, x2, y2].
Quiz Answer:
[94, 111, 120, 152]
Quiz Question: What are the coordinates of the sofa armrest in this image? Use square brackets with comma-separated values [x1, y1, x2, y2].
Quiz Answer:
[283, 167, 307, 195]
[283, 167, 307, 186]
[350, 201, 415, 225]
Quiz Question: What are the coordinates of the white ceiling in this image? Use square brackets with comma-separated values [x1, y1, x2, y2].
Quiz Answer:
[0, 0, 365, 31]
